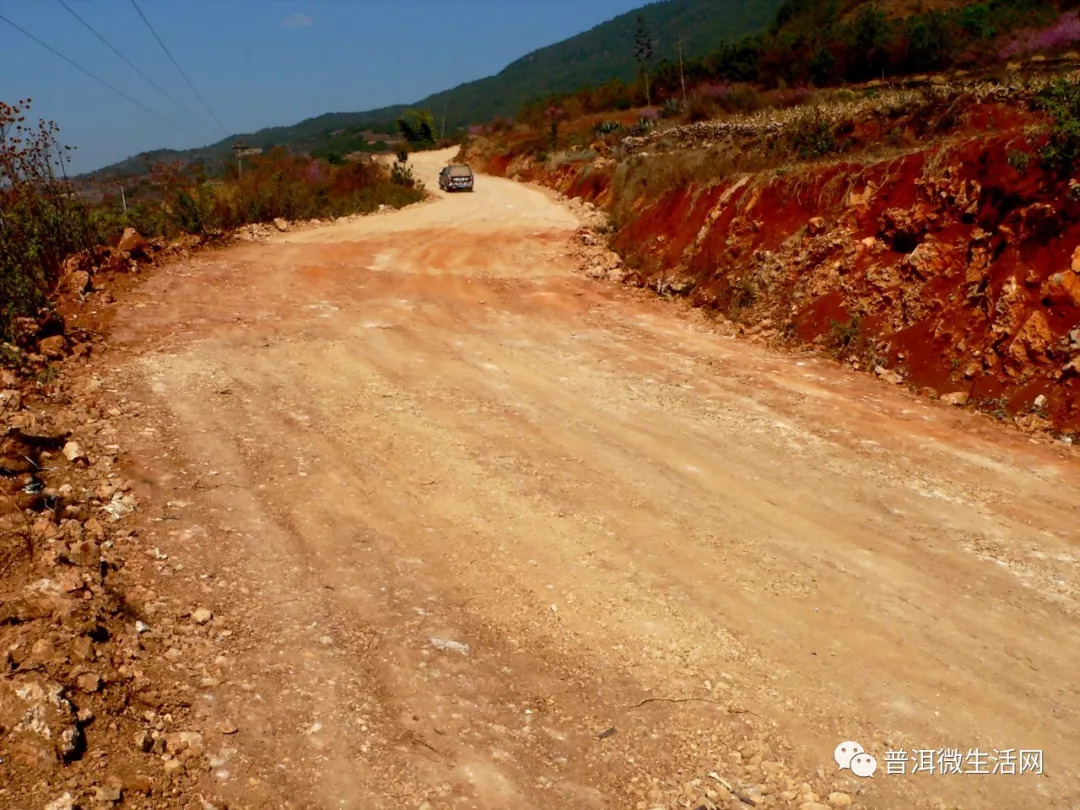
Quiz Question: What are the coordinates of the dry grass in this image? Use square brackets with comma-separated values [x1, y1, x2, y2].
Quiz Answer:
[602, 73, 1075, 207]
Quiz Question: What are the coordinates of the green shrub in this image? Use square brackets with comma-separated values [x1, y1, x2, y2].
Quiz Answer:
[1006, 147, 1031, 175]
[724, 84, 764, 113]
[789, 113, 838, 159]
[390, 161, 418, 187]
[0, 99, 98, 338]
[846, 4, 892, 82]
[659, 98, 682, 119]
[1035, 78, 1080, 171]
[829, 314, 862, 351]
[727, 275, 759, 318]
[683, 94, 720, 123]
[905, 11, 950, 71]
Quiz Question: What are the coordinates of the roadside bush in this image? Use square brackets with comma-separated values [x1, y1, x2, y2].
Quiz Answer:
[1007, 147, 1032, 174]
[152, 162, 221, 234]
[659, 98, 682, 118]
[683, 94, 721, 123]
[723, 84, 766, 113]
[218, 150, 423, 225]
[0, 97, 428, 344]
[0, 99, 97, 337]
[1035, 77, 1080, 171]
[103, 150, 425, 241]
[390, 161, 418, 187]
[727, 275, 759, 319]
[829, 314, 862, 352]
[788, 113, 839, 159]
[772, 85, 814, 109]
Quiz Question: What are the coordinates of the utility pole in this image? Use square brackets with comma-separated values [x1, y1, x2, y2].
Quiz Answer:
[441, 98, 448, 140]
[232, 142, 246, 180]
[678, 35, 687, 106]
[119, 184, 127, 214]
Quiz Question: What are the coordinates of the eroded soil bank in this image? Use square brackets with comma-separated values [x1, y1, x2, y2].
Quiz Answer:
[465, 88, 1080, 435]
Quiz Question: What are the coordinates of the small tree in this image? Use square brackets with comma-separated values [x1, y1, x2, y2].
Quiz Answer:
[846, 4, 891, 81]
[905, 11, 950, 72]
[396, 109, 436, 149]
[635, 15, 655, 107]
[0, 98, 96, 337]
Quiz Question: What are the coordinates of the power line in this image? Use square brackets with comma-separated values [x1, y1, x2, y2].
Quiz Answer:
[0, 11, 199, 136]
[56, 0, 213, 135]
[128, 0, 227, 134]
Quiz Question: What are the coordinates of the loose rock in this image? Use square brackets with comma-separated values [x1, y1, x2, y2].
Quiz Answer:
[134, 729, 153, 752]
[116, 227, 146, 254]
[76, 672, 102, 693]
[44, 794, 76, 810]
[93, 785, 122, 805]
[39, 335, 67, 358]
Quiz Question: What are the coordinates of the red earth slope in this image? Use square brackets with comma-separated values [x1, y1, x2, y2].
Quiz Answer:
[465, 90, 1080, 434]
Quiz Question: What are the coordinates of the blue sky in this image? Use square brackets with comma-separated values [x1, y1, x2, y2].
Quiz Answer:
[1, 0, 647, 172]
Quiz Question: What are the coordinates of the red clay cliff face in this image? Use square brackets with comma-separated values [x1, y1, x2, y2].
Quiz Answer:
[468, 133, 1080, 433]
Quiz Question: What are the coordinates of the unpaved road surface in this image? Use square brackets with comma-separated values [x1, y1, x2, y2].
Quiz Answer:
[100, 148, 1079, 809]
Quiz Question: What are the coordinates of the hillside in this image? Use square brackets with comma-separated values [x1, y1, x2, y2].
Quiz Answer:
[416, 0, 783, 125]
[88, 107, 410, 179]
[85, 0, 781, 179]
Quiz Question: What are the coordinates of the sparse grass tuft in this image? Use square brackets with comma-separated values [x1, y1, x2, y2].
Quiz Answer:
[1006, 147, 1031, 174]
[829, 314, 862, 353]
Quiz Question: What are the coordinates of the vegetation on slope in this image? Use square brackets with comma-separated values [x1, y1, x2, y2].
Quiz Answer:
[1, 99, 100, 337]
[90, 113, 406, 182]
[507, 0, 1080, 126]
[1, 100, 423, 339]
[415, 0, 783, 127]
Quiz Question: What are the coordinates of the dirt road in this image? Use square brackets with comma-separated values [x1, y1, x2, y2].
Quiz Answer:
[101, 148, 1080, 809]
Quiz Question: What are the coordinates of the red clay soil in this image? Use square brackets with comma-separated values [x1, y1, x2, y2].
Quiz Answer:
[467, 118, 1080, 434]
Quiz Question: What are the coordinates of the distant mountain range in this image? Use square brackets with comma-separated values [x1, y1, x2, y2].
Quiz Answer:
[85, 0, 782, 179]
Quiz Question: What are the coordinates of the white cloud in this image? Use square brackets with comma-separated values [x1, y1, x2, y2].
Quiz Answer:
[282, 13, 314, 29]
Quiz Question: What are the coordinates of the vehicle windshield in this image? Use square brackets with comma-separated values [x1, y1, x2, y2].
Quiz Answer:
[448, 166, 472, 177]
